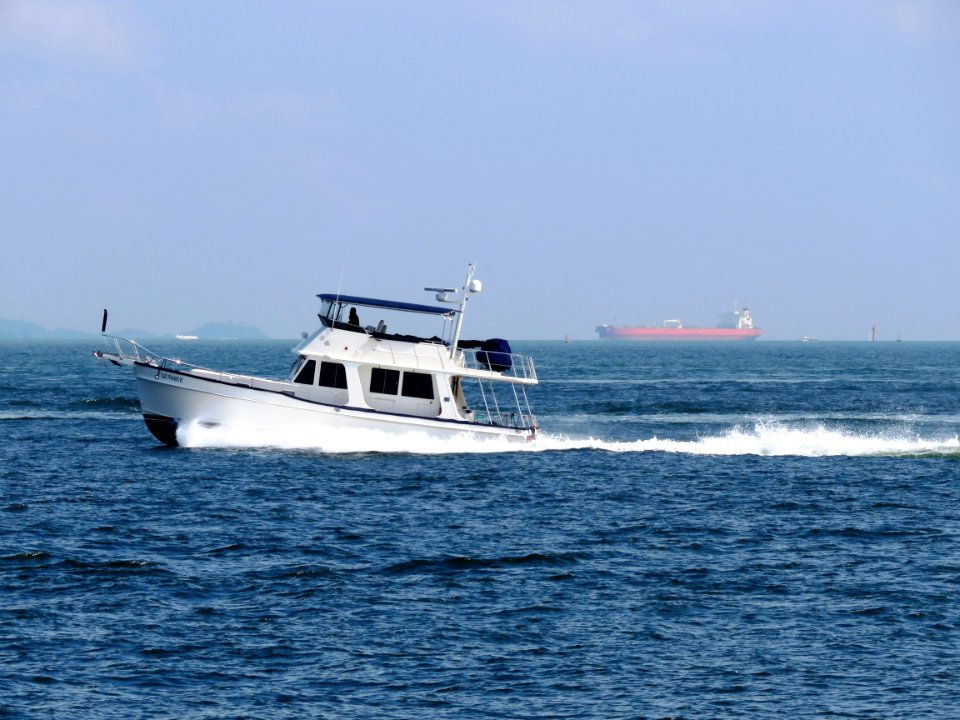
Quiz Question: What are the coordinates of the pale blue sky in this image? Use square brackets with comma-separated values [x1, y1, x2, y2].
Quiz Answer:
[2, 1, 957, 340]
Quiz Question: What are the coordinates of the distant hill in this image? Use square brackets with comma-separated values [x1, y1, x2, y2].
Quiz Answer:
[0, 317, 97, 339]
[0, 317, 269, 340]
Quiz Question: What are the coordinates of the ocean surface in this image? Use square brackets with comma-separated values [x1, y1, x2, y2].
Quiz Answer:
[2, 339, 959, 718]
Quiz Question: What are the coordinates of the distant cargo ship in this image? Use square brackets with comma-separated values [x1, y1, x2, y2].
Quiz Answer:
[597, 306, 762, 342]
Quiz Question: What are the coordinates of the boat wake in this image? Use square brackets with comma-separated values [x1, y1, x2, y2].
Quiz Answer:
[176, 421, 537, 454]
[176, 419, 960, 457]
[532, 422, 960, 457]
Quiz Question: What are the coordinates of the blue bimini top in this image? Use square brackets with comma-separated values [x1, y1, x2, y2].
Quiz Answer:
[317, 294, 456, 317]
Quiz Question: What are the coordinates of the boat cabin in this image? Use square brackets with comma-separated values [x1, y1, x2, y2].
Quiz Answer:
[289, 292, 536, 429]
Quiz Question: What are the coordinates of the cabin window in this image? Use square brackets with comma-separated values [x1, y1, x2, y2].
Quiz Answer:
[370, 367, 400, 395]
[294, 359, 316, 385]
[401, 371, 434, 400]
[318, 361, 348, 389]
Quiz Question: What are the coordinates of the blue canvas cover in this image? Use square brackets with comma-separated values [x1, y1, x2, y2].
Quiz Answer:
[459, 338, 512, 372]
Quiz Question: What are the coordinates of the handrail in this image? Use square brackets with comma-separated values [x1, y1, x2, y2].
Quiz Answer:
[103, 335, 218, 377]
[459, 349, 538, 382]
[103, 335, 157, 363]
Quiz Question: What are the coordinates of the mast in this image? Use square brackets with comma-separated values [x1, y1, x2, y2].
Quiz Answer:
[450, 263, 478, 359]
[425, 263, 482, 360]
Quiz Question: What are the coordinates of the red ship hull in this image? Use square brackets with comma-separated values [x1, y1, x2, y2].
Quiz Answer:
[596, 326, 762, 341]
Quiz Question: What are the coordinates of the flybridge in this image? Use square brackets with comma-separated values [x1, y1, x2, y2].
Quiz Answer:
[316, 294, 455, 317]
[317, 264, 484, 356]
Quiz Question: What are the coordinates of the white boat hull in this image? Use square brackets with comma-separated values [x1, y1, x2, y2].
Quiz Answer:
[132, 363, 534, 446]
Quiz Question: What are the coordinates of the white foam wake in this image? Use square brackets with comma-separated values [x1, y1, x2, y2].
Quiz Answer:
[532, 423, 960, 457]
[176, 419, 960, 457]
[176, 421, 531, 454]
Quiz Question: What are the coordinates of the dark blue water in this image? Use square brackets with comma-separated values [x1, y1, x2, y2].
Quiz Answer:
[2, 340, 959, 718]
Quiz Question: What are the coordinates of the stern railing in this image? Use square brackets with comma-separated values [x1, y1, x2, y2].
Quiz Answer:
[460, 350, 537, 382]
[464, 376, 537, 430]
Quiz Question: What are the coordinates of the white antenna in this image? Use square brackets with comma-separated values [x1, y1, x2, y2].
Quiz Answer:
[333, 266, 345, 320]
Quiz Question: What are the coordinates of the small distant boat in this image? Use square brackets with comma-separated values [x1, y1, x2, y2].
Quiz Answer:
[175, 334, 198, 341]
[801, 336, 818, 343]
[94, 265, 539, 447]
[597, 304, 762, 342]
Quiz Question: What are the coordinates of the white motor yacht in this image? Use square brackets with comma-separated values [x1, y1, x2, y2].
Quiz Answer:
[94, 265, 539, 446]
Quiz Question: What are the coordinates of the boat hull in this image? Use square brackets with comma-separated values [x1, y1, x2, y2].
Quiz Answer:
[132, 363, 535, 446]
[596, 326, 762, 341]
[143, 412, 179, 445]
